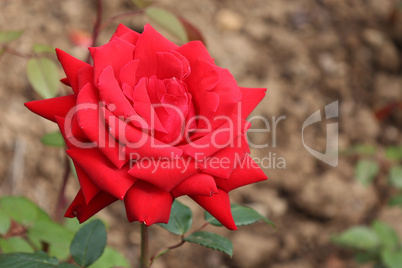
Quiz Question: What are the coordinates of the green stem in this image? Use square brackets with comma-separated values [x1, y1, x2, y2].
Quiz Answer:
[140, 223, 149, 268]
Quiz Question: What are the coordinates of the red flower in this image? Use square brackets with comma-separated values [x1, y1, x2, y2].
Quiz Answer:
[25, 24, 267, 230]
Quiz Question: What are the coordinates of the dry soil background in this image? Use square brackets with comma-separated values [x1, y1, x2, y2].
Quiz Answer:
[0, 0, 402, 267]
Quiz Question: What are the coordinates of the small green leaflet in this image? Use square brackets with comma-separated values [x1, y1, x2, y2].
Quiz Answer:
[26, 57, 59, 99]
[158, 200, 192, 235]
[389, 166, 402, 189]
[89, 247, 130, 268]
[355, 159, 379, 185]
[0, 30, 24, 43]
[385, 146, 402, 162]
[0, 237, 34, 254]
[131, 0, 152, 8]
[205, 204, 274, 227]
[28, 220, 75, 260]
[371, 221, 399, 251]
[381, 250, 402, 268]
[70, 219, 107, 267]
[389, 194, 402, 207]
[332, 226, 380, 250]
[41, 131, 64, 147]
[184, 231, 233, 257]
[0, 251, 59, 268]
[145, 7, 188, 42]
[0, 210, 11, 235]
[33, 44, 55, 54]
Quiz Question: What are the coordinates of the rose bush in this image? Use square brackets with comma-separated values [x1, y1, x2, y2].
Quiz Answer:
[25, 24, 267, 230]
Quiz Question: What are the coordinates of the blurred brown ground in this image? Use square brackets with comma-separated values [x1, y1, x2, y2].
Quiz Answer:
[0, 0, 401, 267]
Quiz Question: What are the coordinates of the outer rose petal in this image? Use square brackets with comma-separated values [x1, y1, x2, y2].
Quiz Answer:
[76, 83, 127, 168]
[190, 189, 237, 230]
[56, 49, 92, 94]
[124, 180, 173, 225]
[239, 87, 267, 119]
[214, 155, 268, 192]
[171, 173, 218, 197]
[201, 134, 250, 179]
[55, 116, 100, 204]
[25, 95, 76, 123]
[128, 157, 198, 192]
[110, 24, 140, 44]
[65, 190, 117, 223]
[67, 148, 136, 200]
[176, 40, 214, 66]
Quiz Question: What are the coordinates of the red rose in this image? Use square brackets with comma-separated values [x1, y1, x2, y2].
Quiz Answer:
[25, 24, 267, 230]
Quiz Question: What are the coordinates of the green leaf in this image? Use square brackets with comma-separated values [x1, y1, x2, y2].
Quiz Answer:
[184, 231, 233, 257]
[70, 219, 106, 267]
[131, 0, 152, 8]
[0, 210, 11, 235]
[0, 196, 39, 225]
[372, 221, 399, 250]
[389, 194, 402, 207]
[41, 131, 64, 147]
[332, 226, 380, 250]
[26, 57, 59, 99]
[89, 247, 130, 268]
[205, 204, 275, 227]
[56, 263, 78, 268]
[0, 251, 59, 267]
[157, 200, 192, 235]
[33, 44, 55, 54]
[355, 159, 379, 185]
[0, 237, 34, 253]
[389, 166, 402, 189]
[381, 250, 402, 268]
[354, 251, 380, 264]
[145, 7, 188, 42]
[385, 146, 402, 162]
[28, 220, 75, 260]
[353, 144, 377, 155]
[0, 30, 24, 43]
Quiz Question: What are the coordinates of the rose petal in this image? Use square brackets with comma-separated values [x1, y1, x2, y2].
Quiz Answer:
[134, 24, 178, 79]
[239, 87, 267, 119]
[56, 49, 92, 94]
[132, 78, 166, 133]
[110, 24, 140, 44]
[214, 155, 268, 192]
[171, 173, 218, 197]
[190, 189, 237, 230]
[179, 114, 246, 159]
[119, 60, 140, 88]
[25, 95, 77, 123]
[77, 65, 95, 92]
[65, 189, 117, 223]
[76, 83, 128, 168]
[98, 65, 137, 118]
[201, 134, 250, 179]
[61, 78, 70, 86]
[176, 40, 214, 66]
[128, 157, 197, 192]
[124, 180, 173, 225]
[55, 114, 88, 146]
[103, 108, 183, 159]
[67, 148, 136, 200]
[90, 37, 135, 85]
[156, 51, 190, 80]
